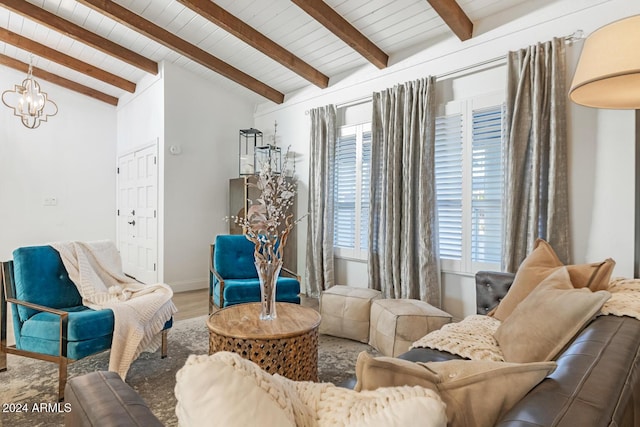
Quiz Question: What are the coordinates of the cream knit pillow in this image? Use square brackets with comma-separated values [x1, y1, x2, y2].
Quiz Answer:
[175, 353, 296, 427]
[175, 352, 447, 427]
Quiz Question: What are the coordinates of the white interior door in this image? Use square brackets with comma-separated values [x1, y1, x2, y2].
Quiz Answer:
[117, 143, 158, 284]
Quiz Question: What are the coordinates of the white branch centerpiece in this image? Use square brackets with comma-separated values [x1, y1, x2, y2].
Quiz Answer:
[233, 156, 297, 320]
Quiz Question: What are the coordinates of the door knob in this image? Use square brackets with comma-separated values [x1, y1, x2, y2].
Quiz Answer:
[128, 219, 136, 226]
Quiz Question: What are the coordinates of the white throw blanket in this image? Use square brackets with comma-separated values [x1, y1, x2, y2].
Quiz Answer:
[51, 240, 177, 378]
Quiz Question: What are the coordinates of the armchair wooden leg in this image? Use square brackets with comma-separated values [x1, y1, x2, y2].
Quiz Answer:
[161, 329, 168, 359]
[58, 357, 68, 402]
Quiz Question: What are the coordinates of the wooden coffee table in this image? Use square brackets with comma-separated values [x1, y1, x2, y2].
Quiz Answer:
[207, 302, 321, 381]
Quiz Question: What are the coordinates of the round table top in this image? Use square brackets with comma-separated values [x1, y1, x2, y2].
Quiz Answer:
[207, 302, 321, 340]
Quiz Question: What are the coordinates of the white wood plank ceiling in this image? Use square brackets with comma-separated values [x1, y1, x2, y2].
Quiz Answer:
[0, 0, 532, 106]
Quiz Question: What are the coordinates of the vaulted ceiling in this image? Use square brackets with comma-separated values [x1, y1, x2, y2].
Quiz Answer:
[0, 0, 532, 106]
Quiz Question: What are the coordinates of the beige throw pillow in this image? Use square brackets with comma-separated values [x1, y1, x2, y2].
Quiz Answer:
[492, 239, 614, 321]
[495, 267, 611, 363]
[355, 352, 556, 427]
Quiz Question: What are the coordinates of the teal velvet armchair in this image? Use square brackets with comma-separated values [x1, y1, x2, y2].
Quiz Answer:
[209, 234, 301, 313]
[0, 245, 172, 401]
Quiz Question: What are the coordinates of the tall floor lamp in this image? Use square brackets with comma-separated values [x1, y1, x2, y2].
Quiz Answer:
[569, 14, 640, 277]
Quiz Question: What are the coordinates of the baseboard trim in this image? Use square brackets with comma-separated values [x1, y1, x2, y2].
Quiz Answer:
[170, 279, 208, 293]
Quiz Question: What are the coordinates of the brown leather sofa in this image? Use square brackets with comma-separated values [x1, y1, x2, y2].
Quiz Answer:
[400, 271, 640, 427]
[65, 271, 640, 426]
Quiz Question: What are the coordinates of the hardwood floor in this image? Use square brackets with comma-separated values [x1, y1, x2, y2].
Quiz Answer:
[171, 288, 319, 321]
[172, 289, 208, 321]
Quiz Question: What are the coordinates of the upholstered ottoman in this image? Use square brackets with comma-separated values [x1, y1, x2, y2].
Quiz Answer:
[369, 299, 452, 357]
[319, 285, 382, 343]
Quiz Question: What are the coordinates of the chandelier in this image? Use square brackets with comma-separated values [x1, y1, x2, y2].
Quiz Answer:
[2, 57, 58, 129]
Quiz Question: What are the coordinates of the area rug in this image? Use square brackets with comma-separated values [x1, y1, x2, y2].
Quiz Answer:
[0, 315, 379, 426]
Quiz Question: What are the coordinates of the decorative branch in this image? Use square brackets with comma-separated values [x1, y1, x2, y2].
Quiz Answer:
[232, 148, 302, 264]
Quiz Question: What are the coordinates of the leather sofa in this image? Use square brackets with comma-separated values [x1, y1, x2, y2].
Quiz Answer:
[65, 371, 162, 427]
[399, 271, 640, 427]
[65, 271, 640, 426]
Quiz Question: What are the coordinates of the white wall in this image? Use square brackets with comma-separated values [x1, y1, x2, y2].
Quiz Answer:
[582, 109, 635, 274]
[116, 72, 165, 153]
[116, 62, 255, 291]
[254, 0, 640, 320]
[162, 62, 255, 291]
[116, 70, 166, 282]
[0, 65, 117, 260]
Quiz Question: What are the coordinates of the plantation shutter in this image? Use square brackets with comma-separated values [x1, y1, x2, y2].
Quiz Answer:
[334, 133, 357, 249]
[471, 105, 504, 264]
[435, 113, 463, 260]
[360, 131, 372, 251]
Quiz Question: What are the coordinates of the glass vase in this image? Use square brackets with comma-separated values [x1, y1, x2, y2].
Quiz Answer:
[255, 259, 282, 320]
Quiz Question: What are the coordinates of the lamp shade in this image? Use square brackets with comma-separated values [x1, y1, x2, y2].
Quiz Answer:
[569, 14, 640, 109]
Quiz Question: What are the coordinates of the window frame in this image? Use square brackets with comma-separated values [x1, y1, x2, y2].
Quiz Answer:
[436, 92, 505, 274]
[333, 122, 372, 261]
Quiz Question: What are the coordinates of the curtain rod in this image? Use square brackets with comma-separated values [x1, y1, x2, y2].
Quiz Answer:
[436, 55, 506, 80]
[306, 96, 371, 114]
[307, 30, 584, 114]
[437, 29, 583, 80]
[335, 96, 371, 109]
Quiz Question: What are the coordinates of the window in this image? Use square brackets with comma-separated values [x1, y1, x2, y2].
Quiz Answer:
[471, 106, 504, 265]
[435, 94, 505, 273]
[334, 123, 371, 259]
[435, 114, 464, 260]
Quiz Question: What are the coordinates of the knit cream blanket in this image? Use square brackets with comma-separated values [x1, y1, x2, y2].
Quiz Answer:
[410, 315, 504, 361]
[600, 278, 640, 318]
[51, 241, 177, 378]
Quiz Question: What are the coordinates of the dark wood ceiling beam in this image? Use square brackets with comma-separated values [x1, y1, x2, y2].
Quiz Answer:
[0, 27, 136, 92]
[177, 0, 329, 88]
[291, 0, 388, 69]
[0, 54, 118, 105]
[426, 0, 473, 41]
[0, 0, 158, 74]
[76, 0, 284, 104]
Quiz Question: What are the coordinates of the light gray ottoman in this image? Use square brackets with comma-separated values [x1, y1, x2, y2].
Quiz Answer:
[369, 299, 452, 357]
[319, 285, 382, 343]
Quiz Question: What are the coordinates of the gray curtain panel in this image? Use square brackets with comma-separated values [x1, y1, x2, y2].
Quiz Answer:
[369, 77, 441, 306]
[502, 37, 570, 272]
[306, 105, 337, 297]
